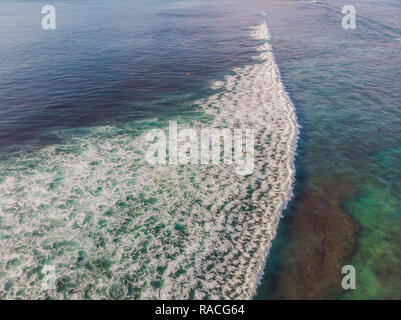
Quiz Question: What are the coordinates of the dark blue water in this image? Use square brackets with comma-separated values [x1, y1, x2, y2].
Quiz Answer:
[0, 0, 259, 149]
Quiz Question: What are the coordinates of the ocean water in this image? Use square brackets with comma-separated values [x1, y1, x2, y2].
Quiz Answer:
[0, 0, 297, 299]
[1, 0, 400, 300]
[255, 0, 401, 299]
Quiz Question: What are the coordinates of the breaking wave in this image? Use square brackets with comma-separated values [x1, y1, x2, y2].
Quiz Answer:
[0, 22, 298, 299]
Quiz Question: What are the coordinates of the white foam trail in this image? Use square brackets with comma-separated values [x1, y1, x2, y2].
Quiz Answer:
[201, 21, 299, 298]
[0, 22, 298, 299]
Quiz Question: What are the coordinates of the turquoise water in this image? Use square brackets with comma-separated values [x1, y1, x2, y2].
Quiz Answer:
[256, 0, 401, 299]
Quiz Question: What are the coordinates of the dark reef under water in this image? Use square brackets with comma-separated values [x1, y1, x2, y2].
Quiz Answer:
[257, 0, 401, 300]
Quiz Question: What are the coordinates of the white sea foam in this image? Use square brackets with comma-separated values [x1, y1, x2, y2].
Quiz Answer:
[210, 80, 225, 90]
[0, 22, 298, 299]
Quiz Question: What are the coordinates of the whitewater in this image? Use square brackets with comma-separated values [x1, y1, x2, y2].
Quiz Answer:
[0, 22, 298, 299]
